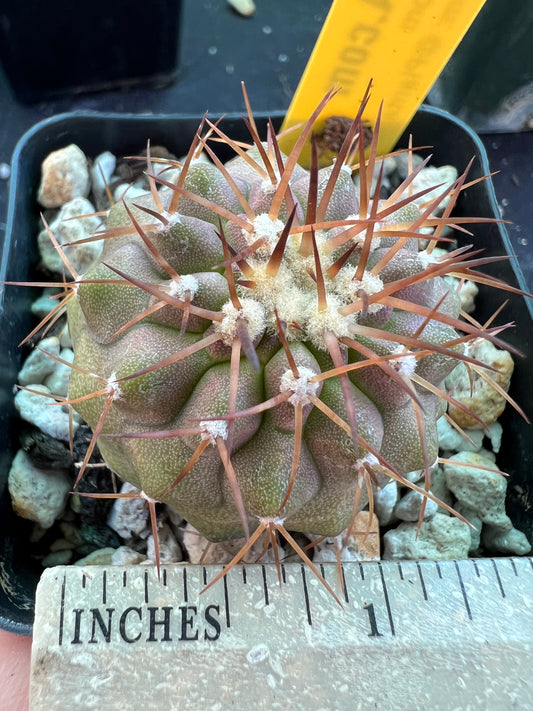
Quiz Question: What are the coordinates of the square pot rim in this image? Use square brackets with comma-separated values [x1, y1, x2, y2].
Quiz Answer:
[1, 105, 531, 636]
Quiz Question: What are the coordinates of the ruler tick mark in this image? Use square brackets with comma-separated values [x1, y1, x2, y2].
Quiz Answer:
[510, 559, 518, 576]
[397, 562, 404, 580]
[102, 571, 107, 605]
[378, 563, 395, 635]
[82, 574, 86, 589]
[301, 566, 312, 626]
[472, 559, 480, 577]
[435, 562, 442, 579]
[182, 568, 188, 602]
[242, 567, 247, 584]
[454, 561, 472, 620]
[162, 568, 167, 586]
[202, 567, 207, 586]
[262, 565, 269, 606]
[58, 575, 66, 646]
[281, 564, 286, 584]
[144, 570, 149, 604]
[341, 564, 349, 604]
[223, 574, 231, 628]
[416, 562, 428, 600]
[491, 559, 506, 598]
[122, 570, 127, 587]
[358, 563, 365, 581]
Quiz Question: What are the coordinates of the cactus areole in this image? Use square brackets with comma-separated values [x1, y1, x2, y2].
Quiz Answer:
[61, 88, 517, 577]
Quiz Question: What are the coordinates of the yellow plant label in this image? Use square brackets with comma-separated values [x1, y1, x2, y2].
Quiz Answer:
[279, 0, 487, 162]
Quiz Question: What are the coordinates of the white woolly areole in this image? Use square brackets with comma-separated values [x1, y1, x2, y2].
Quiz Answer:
[245, 214, 284, 252]
[106, 372, 122, 399]
[356, 452, 379, 469]
[139, 490, 158, 504]
[260, 178, 278, 195]
[168, 274, 199, 300]
[279, 366, 320, 406]
[199, 420, 228, 445]
[417, 249, 443, 269]
[259, 516, 286, 526]
[390, 346, 417, 377]
[155, 211, 182, 233]
[215, 298, 266, 345]
[305, 295, 354, 347]
[336, 267, 385, 315]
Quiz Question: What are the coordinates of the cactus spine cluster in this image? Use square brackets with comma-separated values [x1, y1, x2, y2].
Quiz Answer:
[37, 87, 517, 588]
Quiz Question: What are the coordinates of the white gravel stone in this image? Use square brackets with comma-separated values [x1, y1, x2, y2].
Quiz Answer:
[445, 339, 514, 428]
[437, 415, 484, 453]
[14, 384, 78, 441]
[311, 513, 380, 562]
[394, 489, 439, 522]
[482, 526, 531, 555]
[38, 196, 103, 275]
[91, 151, 116, 193]
[113, 182, 149, 203]
[430, 466, 454, 513]
[107, 481, 149, 538]
[227, 0, 256, 16]
[44, 348, 74, 397]
[74, 548, 116, 566]
[37, 144, 90, 208]
[147, 524, 183, 564]
[383, 514, 471, 560]
[111, 546, 148, 565]
[42, 550, 73, 567]
[444, 275, 478, 314]
[485, 422, 503, 453]
[402, 468, 424, 484]
[454, 503, 483, 552]
[405, 164, 458, 213]
[31, 288, 63, 319]
[182, 523, 282, 565]
[442, 451, 508, 526]
[375, 481, 398, 526]
[8, 449, 70, 528]
[18, 336, 60, 386]
[441, 450, 530, 555]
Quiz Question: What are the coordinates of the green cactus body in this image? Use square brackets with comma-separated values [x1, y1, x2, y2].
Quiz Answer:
[64, 108, 490, 560]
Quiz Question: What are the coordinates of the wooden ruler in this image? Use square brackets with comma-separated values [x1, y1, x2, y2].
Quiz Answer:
[30, 558, 533, 710]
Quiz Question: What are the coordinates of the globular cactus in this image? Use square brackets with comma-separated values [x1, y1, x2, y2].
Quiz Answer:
[41, 88, 517, 590]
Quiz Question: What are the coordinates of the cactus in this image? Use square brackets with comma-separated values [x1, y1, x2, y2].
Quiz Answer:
[30, 87, 523, 593]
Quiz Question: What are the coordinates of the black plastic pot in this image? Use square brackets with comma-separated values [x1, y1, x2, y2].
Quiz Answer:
[1, 106, 532, 635]
[0, 0, 182, 103]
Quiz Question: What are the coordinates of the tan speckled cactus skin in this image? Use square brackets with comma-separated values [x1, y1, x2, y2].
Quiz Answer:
[64, 94, 500, 563]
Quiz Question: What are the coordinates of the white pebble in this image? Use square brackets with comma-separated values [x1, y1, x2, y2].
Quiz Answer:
[44, 348, 74, 397]
[18, 336, 60, 386]
[14, 384, 77, 442]
[8, 450, 70, 528]
[394, 489, 439, 522]
[147, 524, 183, 564]
[107, 481, 149, 538]
[38, 144, 90, 208]
[38, 196, 103, 275]
[90, 151, 116, 193]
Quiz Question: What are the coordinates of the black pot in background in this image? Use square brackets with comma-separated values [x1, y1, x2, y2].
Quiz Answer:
[1, 106, 532, 634]
[0, 0, 182, 104]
